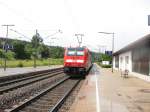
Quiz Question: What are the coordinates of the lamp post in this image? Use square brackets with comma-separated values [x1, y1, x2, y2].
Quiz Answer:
[48, 41, 54, 66]
[98, 32, 115, 73]
[48, 38, 57, 67]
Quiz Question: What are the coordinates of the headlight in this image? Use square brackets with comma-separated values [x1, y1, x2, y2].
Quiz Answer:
[66, 59, 73, 62]
[76, 60, 84, 63]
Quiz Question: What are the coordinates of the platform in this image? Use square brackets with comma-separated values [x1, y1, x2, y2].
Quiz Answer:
[69, 63, 150, 112]
[0, 65, 63, 77]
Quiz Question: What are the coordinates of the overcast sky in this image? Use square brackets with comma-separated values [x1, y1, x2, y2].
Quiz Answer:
[0, 0, 150, 52]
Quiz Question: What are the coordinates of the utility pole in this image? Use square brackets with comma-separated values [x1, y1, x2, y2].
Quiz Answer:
[45, 30, 62, 67]
[75, 34, 84, 47]
[48, 41, 54, 67]
[112, 33, 114, 73]
[2, 24, 15, 71]
[34, 29, 38, 68]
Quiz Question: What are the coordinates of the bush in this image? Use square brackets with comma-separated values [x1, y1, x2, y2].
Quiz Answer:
[96, 62, 111, 68]
[5, 51, 15, 60]
[101, 64, 111, 68]
[17, 61, 24, 67]
[0, 49, 4, 57]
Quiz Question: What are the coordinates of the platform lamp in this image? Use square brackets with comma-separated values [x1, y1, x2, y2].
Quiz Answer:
[98, 32, 115, 73]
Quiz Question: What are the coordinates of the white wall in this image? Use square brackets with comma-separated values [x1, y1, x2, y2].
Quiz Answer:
[102, 61, 110, 65]
[131, 72, 150, 82]
[119, 51, 132, 72]
[113, 56, 116, 69]
[113, 56, 119, 70]
[113, 51, 150, 82]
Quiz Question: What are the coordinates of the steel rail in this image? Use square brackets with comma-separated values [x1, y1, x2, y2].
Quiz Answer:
[0, 67, 63, 83]
[9, 76, 70, 112]
[49, 79, 80, 112]
[0, 68, 63, 87]
[0, 71, 64, 94]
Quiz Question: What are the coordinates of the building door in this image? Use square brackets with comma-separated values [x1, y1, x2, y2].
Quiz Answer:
[125, 56, 129, 70]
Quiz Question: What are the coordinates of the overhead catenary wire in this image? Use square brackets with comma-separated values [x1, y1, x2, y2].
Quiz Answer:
[10, 29, 31, 41]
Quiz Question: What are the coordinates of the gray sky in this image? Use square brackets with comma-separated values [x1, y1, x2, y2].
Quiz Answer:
[0, 0, 150, 52]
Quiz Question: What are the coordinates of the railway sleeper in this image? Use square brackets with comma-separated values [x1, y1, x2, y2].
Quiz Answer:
[31, 104, 53, 109]
[32, 102, 54, 106]
[22, 106, 49, 112]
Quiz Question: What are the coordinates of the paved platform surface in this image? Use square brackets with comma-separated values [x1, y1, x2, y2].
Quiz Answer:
[69, 64, 150, 112]
[0, 65, 63, 77]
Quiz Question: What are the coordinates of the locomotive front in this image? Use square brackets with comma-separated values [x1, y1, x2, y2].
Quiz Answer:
[64, 47, 92, 77]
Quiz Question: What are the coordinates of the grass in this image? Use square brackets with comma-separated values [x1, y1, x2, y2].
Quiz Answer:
[0, 58, 63, 68]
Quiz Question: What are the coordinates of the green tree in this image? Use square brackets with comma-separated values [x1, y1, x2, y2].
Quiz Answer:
[5, 50, 15, 60]
[0, 49, 4, 58]
[13, 40, 27, 59]
[40, 44, 50, 58]
[24, 43, 32, 59]
[100, 53, 112, 62]
[31, 31, 43, 67]
[31, 32, 43, 48]
[50, 47, 64, 58]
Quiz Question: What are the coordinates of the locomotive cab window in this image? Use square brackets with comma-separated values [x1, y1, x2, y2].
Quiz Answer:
[67, 51, 76, 56]
[67, 48, 76, 56]
[76, 47, 85, 56]
[76, 51, 84, 56]
[67, 47, 85, 56]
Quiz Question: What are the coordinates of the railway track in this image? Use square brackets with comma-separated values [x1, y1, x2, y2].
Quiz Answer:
[0, 68, 69, 111]
[6, 77, 81, 112]
[0, 68, 63, 94]
[0, 67, 84, 112]
[0, 68, 63, 87]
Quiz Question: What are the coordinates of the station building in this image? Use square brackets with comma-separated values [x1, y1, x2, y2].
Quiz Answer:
[113, 34, 150, 82]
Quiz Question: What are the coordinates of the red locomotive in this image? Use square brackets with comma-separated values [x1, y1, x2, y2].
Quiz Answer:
[64, 47, 92, 78]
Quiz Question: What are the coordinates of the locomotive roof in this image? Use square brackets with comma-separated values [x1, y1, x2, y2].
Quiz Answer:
[67, 47, 85, 50]
[66, 47, 90, 52]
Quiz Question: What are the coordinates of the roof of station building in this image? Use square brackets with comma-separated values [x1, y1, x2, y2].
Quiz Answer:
[113, 34, 150, 56]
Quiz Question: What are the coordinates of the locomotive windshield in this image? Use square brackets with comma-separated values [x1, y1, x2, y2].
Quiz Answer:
[67, 47, 85, 56]
[76, 51, 84, 56]
[67, 48, 76, 56]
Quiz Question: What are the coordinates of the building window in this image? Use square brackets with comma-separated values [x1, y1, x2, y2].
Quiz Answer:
[120, 57, 123, 64]
[125, 56, 129, 64]
[115, 55, 119, 68]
